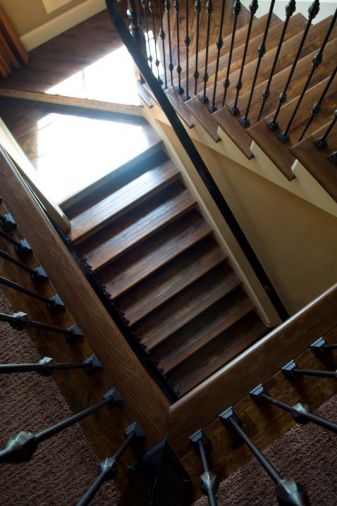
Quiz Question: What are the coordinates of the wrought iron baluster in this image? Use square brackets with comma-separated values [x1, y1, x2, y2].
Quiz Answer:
[299, 63, 337, 141]
[0, 355, 101, 375]
[240, 0, 276, 127]
[279, 8, 337, 142]
[77, 422, 144, 506]
[251, 384, 337, 433]
[200, 0, 213, 104]
[158, 0, 168, 88]
[173, 0, 183, 93]
[0, 249, 47, 282]
[149, 0, 162, 83]
[0, 212, 16, 232]
[268, 0, 320, 131]
[190, 429, 218, 506]
[220, 407, 310, 506]
[184, 0, 190, 99]
[141, 0, 153, 70]
[313, 109, 337, 149]
[194, 0, 202, 95]
[0, 388, 122, 463]
[0, 229, 32, 257]
[0, 311, 83, 340]
[209, 0, 226, 112]
[230, 0, 259, 116]
[257, 0, 296, 121]
[128, 0, 147, 65]
[0, 275, 64, 311]
[222, 0, 241, 107]
[282, 359, 337, 379]
[165, 0, 174, 86]
[311, 336, 337, 353]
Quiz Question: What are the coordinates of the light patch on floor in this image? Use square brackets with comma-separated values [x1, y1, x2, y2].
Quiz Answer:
[36, 112, 153, 204]
[46, 45, 141, 106]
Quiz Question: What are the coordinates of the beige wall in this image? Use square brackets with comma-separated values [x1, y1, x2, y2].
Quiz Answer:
[196, 143, 337, 314]
[0, 0, 88, 36]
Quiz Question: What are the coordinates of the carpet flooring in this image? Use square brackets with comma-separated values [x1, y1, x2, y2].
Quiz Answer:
[0, 289, 120, 506]
[1, 284, 337, 506]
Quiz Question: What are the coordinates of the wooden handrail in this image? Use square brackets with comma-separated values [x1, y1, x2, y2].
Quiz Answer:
[0, 148, 169, 486]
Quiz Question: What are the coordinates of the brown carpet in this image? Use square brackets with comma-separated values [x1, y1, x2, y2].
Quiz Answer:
[194, 394, 337, 505]
[0, 289, 120, 506]
[2, 285, 337, 506]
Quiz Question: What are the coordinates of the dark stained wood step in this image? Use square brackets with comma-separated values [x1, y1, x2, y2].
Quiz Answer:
[117, 237, 226, 325]
[231, 16, 337, 124]
[85, 189, 196, 271]
[99, 210, 211, 299]
[185, 14, 307, 141]
[291, 124, 337, 203]
[158, 290, 254, 374]
[70, 160, 179, 243]
[135, 263, 240, 350]
[167, 310, 267, 396]
[249, 76, 337, 180]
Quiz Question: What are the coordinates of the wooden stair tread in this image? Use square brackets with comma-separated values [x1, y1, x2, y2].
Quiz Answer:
[291, 124, 337, 203]
[249, 76, 337, 179]
[167, 311, 267, 396]
[100, 210, 211, 299]
[185, 14, 306, 142]
[136, 264, 240, 350]
[70, 160, 179, 242]
[85, 189, 196, 271]
[118, 237, 226, 325]
[158, 291, 254, 374]
[214, 107, 254, 158]
[232, 16, 337, 123]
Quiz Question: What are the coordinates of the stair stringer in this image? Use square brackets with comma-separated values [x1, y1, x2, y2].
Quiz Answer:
[140, 99, 282, 328]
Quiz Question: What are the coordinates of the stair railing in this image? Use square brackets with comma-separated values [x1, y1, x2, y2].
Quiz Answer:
[106, 0, 288, 322]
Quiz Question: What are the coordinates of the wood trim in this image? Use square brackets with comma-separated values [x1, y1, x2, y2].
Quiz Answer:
[0, 88, 144, 117]
[0, 121, 70, 233]
[168, 282, 337, 449]
[0, 150, 169, 463]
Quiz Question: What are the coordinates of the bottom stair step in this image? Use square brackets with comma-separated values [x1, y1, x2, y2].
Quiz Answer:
[166, 310, 267, 396]
[156, 289, 255, 374]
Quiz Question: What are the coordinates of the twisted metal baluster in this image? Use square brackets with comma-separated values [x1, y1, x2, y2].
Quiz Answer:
[194, 0, 202, 95]
[268, 0, 320, 130]
[314, 110, 337, 149]
[279, 7, 337, 142]
[141, 0, 153, 69]
[184, 0, 191, 99]
[299, 63, 337, 141]
[200, 0, 213, 104]
[149, 0, 162, 83]
[209, 0, 226, 112]
[230, 0, 259, 116]
[257, 0, 296, 121]
[165, 0, 174, 86]
[240, 0, 276, 127]
[222, 0, 241, 107]
[174, 0, 184, 94]
[158, 0, 168, 88]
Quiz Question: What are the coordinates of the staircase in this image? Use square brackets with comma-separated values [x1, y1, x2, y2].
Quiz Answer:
[136, 0, 337, 197]
[66, 143, 268, 397]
